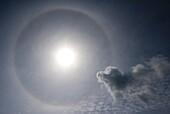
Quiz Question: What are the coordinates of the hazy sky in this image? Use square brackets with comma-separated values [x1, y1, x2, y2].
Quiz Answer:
[0, 0, 170, 114]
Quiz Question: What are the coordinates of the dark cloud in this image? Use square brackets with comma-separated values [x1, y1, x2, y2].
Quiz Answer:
[97, 66, 133, 90]
[97, 56, 170, 103]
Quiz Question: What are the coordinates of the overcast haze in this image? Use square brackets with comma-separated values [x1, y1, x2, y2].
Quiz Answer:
[1, 0, 170, 114]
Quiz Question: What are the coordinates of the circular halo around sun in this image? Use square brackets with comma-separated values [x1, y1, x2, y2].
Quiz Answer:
[14, 9, 112, 107]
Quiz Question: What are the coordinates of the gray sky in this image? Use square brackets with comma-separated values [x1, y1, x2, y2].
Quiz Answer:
[0, 0, 170, 114]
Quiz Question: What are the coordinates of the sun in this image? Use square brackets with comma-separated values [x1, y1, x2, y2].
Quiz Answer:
[56, 47, 76, 68]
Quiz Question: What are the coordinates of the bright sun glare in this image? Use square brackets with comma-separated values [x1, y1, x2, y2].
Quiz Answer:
[56, 47, 76, 68]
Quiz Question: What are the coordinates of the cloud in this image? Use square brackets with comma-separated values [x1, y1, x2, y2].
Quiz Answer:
[149, 56, 170, 77]
[96, 56, 170, 104]
[97, 66, 133, 90]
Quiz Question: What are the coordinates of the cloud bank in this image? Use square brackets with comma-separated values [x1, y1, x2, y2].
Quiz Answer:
[96, 56, 170, 103]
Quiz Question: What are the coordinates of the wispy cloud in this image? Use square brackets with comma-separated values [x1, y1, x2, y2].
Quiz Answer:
[96, 56, 170, 112]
